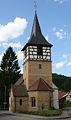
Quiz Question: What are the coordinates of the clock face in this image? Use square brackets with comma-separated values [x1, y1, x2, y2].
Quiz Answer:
[24, 46, 51, 61]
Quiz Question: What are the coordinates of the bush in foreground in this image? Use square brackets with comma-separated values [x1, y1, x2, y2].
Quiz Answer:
[20, 109, 62, 116]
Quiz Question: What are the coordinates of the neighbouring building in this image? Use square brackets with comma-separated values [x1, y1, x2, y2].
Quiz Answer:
[66, 92, 71, 101]
[59, 91, 71, 108]
[9, 12, 59, 112]
[52, 83, 59, 109]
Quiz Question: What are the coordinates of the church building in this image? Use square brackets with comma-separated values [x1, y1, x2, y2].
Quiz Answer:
[9, 12, 58, 112]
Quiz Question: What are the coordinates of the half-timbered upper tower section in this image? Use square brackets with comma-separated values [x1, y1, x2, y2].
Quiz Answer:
[22, 13, 53, 62]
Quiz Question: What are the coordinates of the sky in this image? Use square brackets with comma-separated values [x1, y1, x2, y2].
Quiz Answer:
[0, 0, 71, 77]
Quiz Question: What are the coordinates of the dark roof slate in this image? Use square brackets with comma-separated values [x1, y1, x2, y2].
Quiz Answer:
[31, 12, 41, 37]
[22, 13, 53, 51]
[28, 78, 53, 91]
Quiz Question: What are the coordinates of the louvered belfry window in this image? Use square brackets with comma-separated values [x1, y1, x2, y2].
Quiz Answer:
[37, 46, 42, 55]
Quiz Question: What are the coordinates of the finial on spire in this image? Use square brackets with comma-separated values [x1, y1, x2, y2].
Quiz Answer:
[34, 0, 37, 14]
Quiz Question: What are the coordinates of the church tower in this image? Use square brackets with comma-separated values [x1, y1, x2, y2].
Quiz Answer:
[22, 12, 53, 111]
[22, 12, 53, 89]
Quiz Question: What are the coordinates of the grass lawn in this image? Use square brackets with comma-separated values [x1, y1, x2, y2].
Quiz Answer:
[22, 109, 62, 116]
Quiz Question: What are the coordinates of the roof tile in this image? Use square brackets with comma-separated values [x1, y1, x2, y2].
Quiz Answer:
[15, 75, 24, 85]
[29, 78, 53, 91]
[12, 85, 28, 97]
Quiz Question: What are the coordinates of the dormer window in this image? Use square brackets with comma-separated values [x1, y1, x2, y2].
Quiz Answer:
[37, 46, 42, 55]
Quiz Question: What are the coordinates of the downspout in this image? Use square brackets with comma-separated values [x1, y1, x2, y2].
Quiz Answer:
[15, 97, 16, 112]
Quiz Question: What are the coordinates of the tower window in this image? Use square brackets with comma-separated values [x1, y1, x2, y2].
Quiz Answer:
[39, 64, 42, 69]
[31, 97, 36, 107]
[37, 46, 42, 55]
[19, 99, 22, 106]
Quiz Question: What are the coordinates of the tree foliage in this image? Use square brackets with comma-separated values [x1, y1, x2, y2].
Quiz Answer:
[0, 46, 20, 85]
[52, 73, 71, 91]
[0, 46, 21, 109]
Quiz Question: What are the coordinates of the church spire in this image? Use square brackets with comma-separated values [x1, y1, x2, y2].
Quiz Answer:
[22, 10, 53, 51]
[31, 12, 41, 37]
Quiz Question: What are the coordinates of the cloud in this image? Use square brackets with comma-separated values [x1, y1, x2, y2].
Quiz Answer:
[53, 0, 67, 4]
[16, 51, 23, 61]
[62, 54, 71, 59]
[67, 62, 71, 66]
[53, 27, 67, 39]
[0, 42, 23, 49]
[0, 41, 23, 62]
[62, 54, 68, 58]
[55, 61, 65, 69]
[20, 67, 23, 74]
[65, 54, 71, 67]
[0, 17, 28, 42]
[0, 53, 3, 62]
[0, 50, 23, 63]
[55, 53, 71, 69]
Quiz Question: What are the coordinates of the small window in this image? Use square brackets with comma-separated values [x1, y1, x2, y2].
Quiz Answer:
[19, 99, 22, 106]
[39, 64, 42, 69]
[37, 46, 42, 55]
[31, 97, 36, 107]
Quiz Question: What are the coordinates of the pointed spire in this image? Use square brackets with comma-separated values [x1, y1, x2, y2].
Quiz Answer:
[22, 12, 53, 51]
[31, 12, 41, 37]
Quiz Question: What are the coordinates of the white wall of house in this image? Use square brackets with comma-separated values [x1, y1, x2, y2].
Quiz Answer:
[52, 83, 59, 109]
[66, 92, 71, 101]
[9, 87, 15, 112]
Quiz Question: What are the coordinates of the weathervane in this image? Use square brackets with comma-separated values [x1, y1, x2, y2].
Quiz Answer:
[34, 0, 37, 13]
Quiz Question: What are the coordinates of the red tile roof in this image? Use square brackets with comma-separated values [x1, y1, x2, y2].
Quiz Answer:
[15, 75, 24, 85]
[12, 85, 28, 97]
[28, 78, 53, 91]
[59, 91, 67, 100]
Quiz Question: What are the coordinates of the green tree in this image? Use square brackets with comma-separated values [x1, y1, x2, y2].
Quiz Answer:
[0, 46, 20, 84]
[52, 73, 71, 91]
[64, 78, 71, 91]
[0, 46, 21, 109]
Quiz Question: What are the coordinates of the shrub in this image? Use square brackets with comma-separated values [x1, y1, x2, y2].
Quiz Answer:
[21, 109, 62, 116]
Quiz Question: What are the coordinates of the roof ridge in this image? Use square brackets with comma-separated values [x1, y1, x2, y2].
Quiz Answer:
[43, 79, 52, 89]
[40, 78, 53, 90]
[37, 78, 42, 90]
[29, 78, 53, 91]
